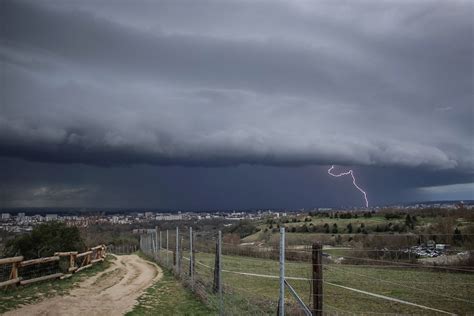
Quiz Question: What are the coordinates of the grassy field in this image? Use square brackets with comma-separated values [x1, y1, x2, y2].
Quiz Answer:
[128, 252, 216, 316]
[127, 269, 216, 316]
[246, 214, 473, 245]
[0, 256, 112, 314]
[190, 252, 474, 315]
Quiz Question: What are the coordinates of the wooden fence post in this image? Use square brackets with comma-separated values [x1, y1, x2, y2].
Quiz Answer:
[11, 261, 19, 285]
[312, 243, 323, 316]
[212, 231, 223, 314]
[70, 253, 76, 272]
[213, 234, 220, 294]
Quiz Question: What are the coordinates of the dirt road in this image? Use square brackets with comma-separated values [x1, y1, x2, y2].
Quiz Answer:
[5, 254, 162, 316]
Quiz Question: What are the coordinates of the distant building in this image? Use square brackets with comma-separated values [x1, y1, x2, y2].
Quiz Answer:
[1, 213, 10, 220]
[318, 208, 332, 212]
[17, 212, 25, 219]
[156, 214, 183, 221]
[45, 214, 58, 221]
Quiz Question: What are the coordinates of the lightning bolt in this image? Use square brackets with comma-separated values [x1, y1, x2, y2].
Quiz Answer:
[328, 165, 369, 208]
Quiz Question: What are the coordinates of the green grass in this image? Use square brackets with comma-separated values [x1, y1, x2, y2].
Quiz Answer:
[191, 252, 474, 315]
[128, 253, 216, 316]
[0, 256, 113, 313]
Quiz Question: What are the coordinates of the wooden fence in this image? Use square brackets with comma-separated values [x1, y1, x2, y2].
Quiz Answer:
[0, 245, 106, 288]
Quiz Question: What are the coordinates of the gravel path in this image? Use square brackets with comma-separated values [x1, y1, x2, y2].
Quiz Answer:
[5, 254, 162, 316]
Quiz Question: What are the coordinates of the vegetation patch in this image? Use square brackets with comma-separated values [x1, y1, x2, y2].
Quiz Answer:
[190, 251, 474, 315]
[127, 268, 216, 316]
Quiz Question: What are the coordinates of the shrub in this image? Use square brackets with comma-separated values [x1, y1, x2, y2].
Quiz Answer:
[346, 223, 353, 234]
[4, 222, 85, 259]
[224, 220, 258, 238]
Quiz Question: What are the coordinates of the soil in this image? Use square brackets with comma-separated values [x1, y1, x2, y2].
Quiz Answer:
[4, 254, 162, 316]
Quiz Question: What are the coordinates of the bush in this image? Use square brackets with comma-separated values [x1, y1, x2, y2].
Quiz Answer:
[224, 220, 258, 238]
[4, 222, 85, 259]
[385, 213, 402, 220]
[346, 223, 353, 234]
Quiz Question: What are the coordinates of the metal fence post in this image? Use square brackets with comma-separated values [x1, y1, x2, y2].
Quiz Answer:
[150, 233, 153, 254]
[148, 233, 152, 254]
[189, 227, 194, 290]
[218, 230, 223, 315]
[159, 229, 162, 260]
[145, 232, 150, 254]
[146, 233, 149, 254]
[176, 227, 180, 275]
[312, 243, 323, 316]
[166, 229, 169, 267]
[155, 226, 159, 256]
[279, 227, 285, 316]
[151, 232, 156, 256]
[143, 234, 146, 253]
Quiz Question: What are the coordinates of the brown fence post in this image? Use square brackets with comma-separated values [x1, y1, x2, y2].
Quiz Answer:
[69, 253, 76, 272]
[312, 243, 323, 316]
[11, 261, 19, 285]
[213, 235, 220, 294]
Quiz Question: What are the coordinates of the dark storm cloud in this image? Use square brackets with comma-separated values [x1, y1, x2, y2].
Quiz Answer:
[1, 0, 473, 173]
[1, 157, 471, 209]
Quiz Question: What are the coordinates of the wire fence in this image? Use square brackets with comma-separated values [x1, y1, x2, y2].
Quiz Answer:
[107, 244, 138, 255]
[140, 228, 474, 315]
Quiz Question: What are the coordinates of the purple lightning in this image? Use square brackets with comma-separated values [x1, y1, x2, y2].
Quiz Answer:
[327, 165, 369, 208]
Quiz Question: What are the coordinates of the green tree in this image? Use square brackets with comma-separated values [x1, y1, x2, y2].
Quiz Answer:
[332, 223, 338, 234]
[323, 223, 330, 234]
[5, 222, 85, 259]
[298, 224, 309, 233]
[453, 227, 463, 245]
[346, 223, 353, 234]
[405, 214, 414, 229]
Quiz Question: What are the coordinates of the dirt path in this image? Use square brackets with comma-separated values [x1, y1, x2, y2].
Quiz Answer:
[5, 254, 162, 316]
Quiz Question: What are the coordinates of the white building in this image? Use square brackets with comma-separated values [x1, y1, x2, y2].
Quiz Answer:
[156, 214, 183, 221]
[1, 213, 11, 220]
[45, 214, 58, 221]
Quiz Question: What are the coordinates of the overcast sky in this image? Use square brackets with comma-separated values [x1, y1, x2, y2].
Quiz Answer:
[1, 0, 473, 209]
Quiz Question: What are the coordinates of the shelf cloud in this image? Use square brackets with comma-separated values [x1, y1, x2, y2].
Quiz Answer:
[1, 0, 472, 171]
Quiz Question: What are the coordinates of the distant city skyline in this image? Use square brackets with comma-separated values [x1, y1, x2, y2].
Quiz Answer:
[1, 0, 473, 209]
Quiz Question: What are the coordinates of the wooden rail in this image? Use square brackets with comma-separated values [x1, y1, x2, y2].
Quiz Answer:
[0, 245, 106, 288]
